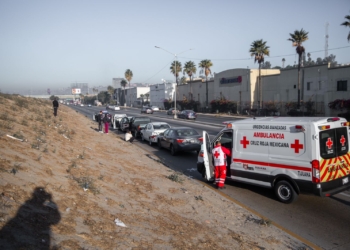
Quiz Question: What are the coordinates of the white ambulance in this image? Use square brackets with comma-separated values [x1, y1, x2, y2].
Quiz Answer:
[197, 117, 350, 203]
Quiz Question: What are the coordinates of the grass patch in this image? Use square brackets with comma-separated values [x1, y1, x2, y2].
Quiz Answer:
[194, 196, 204, 201]
[73, 176, 100, 195]
[10, 163, 23, 175]
[166, 173, 184, 183]
[78, 150, 85, 159]
[12, 131, 25, 140]
[246, 216, 272, 226]
[31, 142, 40, 150]
[66, 160, 77, 173]
[21, 118, 28, 126]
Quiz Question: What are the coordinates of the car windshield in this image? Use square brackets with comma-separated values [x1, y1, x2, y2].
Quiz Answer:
[176, 129, 198, 136]
[154, 124, 170, 129]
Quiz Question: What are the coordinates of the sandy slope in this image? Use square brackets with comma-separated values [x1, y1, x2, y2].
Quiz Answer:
[0, 94, 311, 249]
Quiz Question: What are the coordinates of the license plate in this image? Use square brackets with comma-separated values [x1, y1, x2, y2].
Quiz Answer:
[342, 177, 349, 185]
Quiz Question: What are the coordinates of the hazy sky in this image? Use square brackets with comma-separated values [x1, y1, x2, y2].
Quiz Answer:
[0, 0, 349, 93]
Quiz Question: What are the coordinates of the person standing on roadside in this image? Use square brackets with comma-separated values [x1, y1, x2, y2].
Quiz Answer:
[103, 113, 109, 134]
[52, 98, 59, 117]
[212, 141, 231, 189]
[97, 111, 104, 133]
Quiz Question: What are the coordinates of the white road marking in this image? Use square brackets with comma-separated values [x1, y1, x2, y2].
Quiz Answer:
[338, 192, 350, 197]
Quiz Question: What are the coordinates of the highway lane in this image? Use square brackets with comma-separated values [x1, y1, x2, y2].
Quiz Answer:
[72, 105, 350, 250]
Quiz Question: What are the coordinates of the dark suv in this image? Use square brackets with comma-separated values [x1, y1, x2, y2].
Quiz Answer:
[129, 117, 151, 138]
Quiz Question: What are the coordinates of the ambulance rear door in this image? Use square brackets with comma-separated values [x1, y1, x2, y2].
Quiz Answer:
[202, 131, 214, 181]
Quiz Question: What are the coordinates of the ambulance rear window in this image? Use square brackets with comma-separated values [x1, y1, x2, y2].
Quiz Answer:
[319, 127, 348, 159]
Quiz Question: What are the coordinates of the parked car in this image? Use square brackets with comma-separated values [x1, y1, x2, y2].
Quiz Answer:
[107, 105, 120, 111]
[157, 127, 202, 155]
[141, 122, 171, 145]
[129, 117, 152, 138]
[141, 106, 153, 114]
[151, 106, 160, 112]
[80, 104, 84, 107]
[167, 108, 180, 115]
[119, 116, 134, 132]
[177, 110, 197, 120]
[112, 114, 127, 129]
[88, 104, 92, 107]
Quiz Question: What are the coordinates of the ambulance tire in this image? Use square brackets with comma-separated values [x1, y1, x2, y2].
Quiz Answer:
[274, 180, 298, 204]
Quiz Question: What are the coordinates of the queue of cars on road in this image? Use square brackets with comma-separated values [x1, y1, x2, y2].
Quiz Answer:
[92, 106, 201, 156]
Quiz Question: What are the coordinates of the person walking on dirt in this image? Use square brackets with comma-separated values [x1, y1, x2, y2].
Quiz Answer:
[97, 111, 104, 133]
[212, 141, 231, 189]
[52, 98, 59, 117]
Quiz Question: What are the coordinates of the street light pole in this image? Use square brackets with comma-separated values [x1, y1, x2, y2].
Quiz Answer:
[155, 46, 193, 119]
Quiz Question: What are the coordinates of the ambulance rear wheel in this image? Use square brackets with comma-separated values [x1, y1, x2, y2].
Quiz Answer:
[275, 180, 298, 204]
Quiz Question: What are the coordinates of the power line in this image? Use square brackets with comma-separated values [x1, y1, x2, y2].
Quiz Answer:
[143, 60, 172, 83]
[178, 45, 350, 61]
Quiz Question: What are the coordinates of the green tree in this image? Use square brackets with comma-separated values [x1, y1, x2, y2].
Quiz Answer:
[288, 29, 309, 109]
[170, 61, 182, 85]
[92, 88, 99, 101]
[49, 95, 59, 101]
[180, 76, 187, 85]
[198, 59, 213, 108]
[183, 61, 197, 101]
[145, 93, 149, 103]
[249, 39, 270, 109]
[125, 69, 133, 106]
[341, 14, 350, 42]
[121, 79, 127, 106]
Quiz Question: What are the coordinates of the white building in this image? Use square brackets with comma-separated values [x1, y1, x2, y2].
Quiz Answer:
[149, 82, 176, 109]
[127, 87, 150, 107]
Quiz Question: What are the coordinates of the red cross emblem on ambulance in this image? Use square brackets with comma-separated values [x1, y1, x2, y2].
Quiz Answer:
[240, 136, 249, 149]
[340, 135, 346, 146]
[326, 138, 333, 149]
[291, 139, 304, 153]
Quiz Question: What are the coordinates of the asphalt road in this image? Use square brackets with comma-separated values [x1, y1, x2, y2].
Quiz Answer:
[71, 105, 350, 250]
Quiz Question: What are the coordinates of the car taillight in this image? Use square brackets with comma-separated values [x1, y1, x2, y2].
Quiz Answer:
[199, 151, 204, 157]
[198, 137, 203, 143]
[311, 160, 320, 183]
[177, 139, 184, 143]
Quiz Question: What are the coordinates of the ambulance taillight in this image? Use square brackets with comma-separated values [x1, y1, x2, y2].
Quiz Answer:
[318, 125, 330, 130]
[341, 122, 350, 126]
[295, 125, 305, 131]
[311, 160, 320, 183]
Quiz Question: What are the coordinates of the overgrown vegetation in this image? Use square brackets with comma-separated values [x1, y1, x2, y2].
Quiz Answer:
[166, 172, 184, 183]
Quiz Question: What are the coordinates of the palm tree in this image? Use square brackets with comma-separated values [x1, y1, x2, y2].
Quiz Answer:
[282, 58, 285, 68]
[198, 59, 213, 108]
[140, 94, 144, 105]
[341, 15, 350, 42]
[249, 39, 270, 110]
[120, 79, 127, 106]
[125, 69, 133, 105]
[288, 29, 309, 109]
[145, 93, 149, 103]
[183, 61, 197, 101]
[180, 76, 187, 85]
[170, 61, 182, 85]
[107, 85, 114, 103]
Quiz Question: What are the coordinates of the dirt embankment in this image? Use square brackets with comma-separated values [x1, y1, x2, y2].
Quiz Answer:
[0, 94, 311, 249]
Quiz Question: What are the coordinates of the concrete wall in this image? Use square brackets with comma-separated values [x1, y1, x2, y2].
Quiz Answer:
[149, 83, 175, 109]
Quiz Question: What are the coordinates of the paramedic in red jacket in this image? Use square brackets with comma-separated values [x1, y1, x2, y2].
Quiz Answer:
[212, 141, 231, 189]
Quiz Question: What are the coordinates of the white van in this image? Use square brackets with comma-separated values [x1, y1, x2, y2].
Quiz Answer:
[197, 117, 350, 203]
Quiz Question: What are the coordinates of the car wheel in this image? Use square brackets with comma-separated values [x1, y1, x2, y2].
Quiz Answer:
[157, 140, 162, 149]
[149, 138, 153, 146]
[170, 144, 176, 156]
[274, 180, 298, 204]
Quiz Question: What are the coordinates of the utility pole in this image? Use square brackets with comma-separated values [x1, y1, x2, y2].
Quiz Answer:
[325, 22, 329, 58]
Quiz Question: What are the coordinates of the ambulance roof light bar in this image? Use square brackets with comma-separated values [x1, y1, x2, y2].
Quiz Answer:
[327, 117, 340, 122]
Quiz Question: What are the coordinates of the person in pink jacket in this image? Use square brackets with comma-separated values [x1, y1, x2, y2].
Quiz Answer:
[212, 141, 231, 189]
